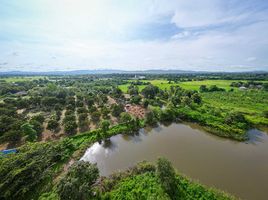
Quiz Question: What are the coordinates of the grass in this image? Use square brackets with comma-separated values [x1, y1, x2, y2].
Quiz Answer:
[201, 90, 268, 126]
[118, 79, 253, 92]
[0, 76, 46, 82]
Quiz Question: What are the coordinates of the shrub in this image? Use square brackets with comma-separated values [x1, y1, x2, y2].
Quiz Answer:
[57, 161, 99, 200]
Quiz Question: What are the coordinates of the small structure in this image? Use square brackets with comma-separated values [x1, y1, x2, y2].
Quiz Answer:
[0, 149, 17, 156]
[239, 86, 247, 91]
[15, 91, 27, 96]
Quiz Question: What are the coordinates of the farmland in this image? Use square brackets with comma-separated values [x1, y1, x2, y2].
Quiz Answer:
[118, 79, 258, 92]
[0, 73, 268, 200]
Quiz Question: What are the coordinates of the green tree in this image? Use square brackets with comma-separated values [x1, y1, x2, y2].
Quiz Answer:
[111, 104, 124, 117]
[192, 93, 202, 104]
[91, 111, 101, 123]
[64, 121, 77, 135]
[21, 123, 37, 142]
[57, 161, 99, 200]
[130, 95, 142, 105]
[141, 84, 160, 99]
[199, 85, 208, 92]
[100, 120, 110, 133]
[47, 119, 59, 132]
[156, 158, 180, 199]
[145, 111, 158, 125]
[120, 112, 132, 124]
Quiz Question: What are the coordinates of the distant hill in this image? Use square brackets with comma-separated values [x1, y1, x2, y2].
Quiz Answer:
[0, 69, 267, 76]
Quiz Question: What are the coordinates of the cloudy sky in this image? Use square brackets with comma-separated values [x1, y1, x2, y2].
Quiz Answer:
[0, 0, 268, 72]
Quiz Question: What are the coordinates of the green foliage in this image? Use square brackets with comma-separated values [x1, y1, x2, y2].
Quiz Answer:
[47, 119, 59, 132]
[156, 158, 181, 199]
[0, 140, 75, 200]
[91, 111, 101, 123]
[105, 172, 169, 200]
[111, 104, 124, 117]
[145, 111, 158, 125]
[100, 120, 110, 133]
[57, 161, 99, 200]
[21, 123, 37, 142]
[141, 84, 160, 99]
[130, 95, 142, 104]
[31, 114, 45, 124]
[98, 160, 234, 200]
[64, 121, 78, 135]
[120, 112, 132, 123]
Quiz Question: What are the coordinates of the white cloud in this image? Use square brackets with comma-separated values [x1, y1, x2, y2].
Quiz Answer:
[0, 0, 268, 71]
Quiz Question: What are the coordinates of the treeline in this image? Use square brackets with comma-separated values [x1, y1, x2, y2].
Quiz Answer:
[230, 81, 268, 90]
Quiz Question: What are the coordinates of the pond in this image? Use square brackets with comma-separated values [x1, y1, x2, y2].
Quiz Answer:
[81, 123, 268, 200]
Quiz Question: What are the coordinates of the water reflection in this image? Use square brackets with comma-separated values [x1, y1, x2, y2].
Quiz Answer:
[81, 123, 268, 200]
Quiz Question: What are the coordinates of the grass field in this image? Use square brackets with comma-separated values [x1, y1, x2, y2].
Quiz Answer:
[0, 76, 45, 82]
[119, 79, 244, 92]
[201, 90, 268, 126]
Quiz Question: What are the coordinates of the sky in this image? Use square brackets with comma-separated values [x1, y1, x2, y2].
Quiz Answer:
[0, 0, 268, 72]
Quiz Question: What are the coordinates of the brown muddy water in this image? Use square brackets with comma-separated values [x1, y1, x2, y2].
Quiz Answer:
[81, 123, 268, 200]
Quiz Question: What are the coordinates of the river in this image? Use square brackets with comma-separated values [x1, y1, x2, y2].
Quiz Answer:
[81, 123, 268, 200]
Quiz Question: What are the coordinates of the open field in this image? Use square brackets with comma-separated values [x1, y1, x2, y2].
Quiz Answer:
[201, 90, 268, 126]
[0, 76, 45, 82]
[118, 79, 257, 92]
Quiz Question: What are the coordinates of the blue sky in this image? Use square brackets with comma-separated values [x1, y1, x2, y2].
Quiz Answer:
[0, 0, 268, 72]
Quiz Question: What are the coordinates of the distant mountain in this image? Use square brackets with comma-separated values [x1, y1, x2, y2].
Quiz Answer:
[0, 69, 267, 76]
[0, 69, 197, 76]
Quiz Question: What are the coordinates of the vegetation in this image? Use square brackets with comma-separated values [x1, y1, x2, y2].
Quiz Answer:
[0, 72, 267, 199]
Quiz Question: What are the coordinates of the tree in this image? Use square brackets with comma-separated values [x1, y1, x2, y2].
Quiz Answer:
[30, 120, 43, 136]
[64, 121, 77, 135]
[141, 84, 160, 99]
[263, 83, 268, 91]
[91, 111, 101, 123]
[100, 120, 110, 133]
[181, 96, 191, 106]
[225, 112, 247, 125]
[78, 113, 88, 121]
[142, 99, 149, 108]
[156, 158, 180, 199]
[41, 97, 58, 107]
[21, 123, 37, 142]
[120, 112, 132, 124]
[47, 119, 59, 132]
[127, 85, 139, 95]
[145, 111, 158, 125]
[192, 93, 202, 104]
[111, 104, 124, 117]
[31, 114, 45, 124]
[160, 108, 176, 122]
[57, 161, 99, 200]
[199, 85, 208, 92]
[130, 95, 142, 105]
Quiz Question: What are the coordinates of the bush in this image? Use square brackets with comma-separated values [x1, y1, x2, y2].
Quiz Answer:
[156, 158, 180, 199]
[57, 161, 99, 200]
[47, 119, 59, 132]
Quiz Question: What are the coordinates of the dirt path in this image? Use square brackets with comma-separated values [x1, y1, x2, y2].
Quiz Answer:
[0, 143, 9, 151]
[74, 95, 79, 133]
[107, 96, 117, 105]
[41, 121, 54, 141]
[56, 108, 66, 137]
